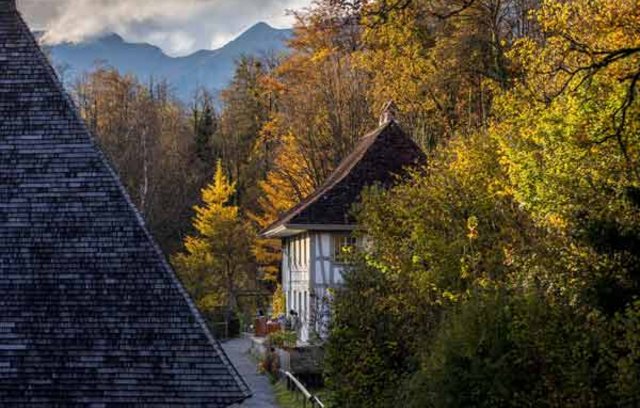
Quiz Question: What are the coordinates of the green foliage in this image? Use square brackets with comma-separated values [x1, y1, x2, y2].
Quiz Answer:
[325, 261, 419, 408]
[274, 381, 327, 408]
[273, 381, 307, 408]
[325, 1, 640, 404]
[612, 301, 640, 400]
[192, 89, 218, 163]
[403, 290, 613, 407]
[217, 56, 275, 212]
[267, 330, 298, 349]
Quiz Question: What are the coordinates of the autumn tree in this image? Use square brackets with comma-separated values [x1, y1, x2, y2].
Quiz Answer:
[262, 0, 375, 188]
[251, 0, 376, 294]
[173, 161, 256, 325]
[250, 124, 316, 288]
[72, 68, 209, 254]
[216, 56, 278, 212]
[326, 0, 640, 405]
[355, 0, 540, 147]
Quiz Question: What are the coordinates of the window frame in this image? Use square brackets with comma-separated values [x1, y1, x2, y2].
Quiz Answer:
[332, 233, 358, 264]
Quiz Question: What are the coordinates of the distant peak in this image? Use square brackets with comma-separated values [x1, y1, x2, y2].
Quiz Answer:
[249, 22, 274, 31]
[99, 32, 125, 43]
[241, 22, 288, 37]
[230, 21, 292, 45]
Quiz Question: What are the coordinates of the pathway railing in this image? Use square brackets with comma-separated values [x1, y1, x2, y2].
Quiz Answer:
[279, 369, 325, 408]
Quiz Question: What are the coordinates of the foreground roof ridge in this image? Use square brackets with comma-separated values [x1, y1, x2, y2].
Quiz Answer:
[18, 10, 250, 396]
[0, 4, 250, 405]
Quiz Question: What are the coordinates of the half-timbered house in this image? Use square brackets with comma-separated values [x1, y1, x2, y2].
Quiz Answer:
[262, 114, 425, 343]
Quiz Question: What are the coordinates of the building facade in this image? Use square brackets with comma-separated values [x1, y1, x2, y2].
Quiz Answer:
[280, 231, 354, 342]
[262, 119, 425, 343]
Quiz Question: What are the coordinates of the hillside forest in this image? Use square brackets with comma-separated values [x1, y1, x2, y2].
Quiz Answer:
[67, 0, 640, 406]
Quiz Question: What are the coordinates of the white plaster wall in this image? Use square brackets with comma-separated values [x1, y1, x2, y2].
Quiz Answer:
[282, 233, 312, 342]
[282, 231, 356, 343]
[334, 265, 345, 284]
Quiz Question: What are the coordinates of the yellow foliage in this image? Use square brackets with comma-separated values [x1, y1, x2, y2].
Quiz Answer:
[250, 117, 315, 284]
[193, 160, 237, 237]
[512, 0, 640, 100]
[271, 284, 285, 316]
[173, 161, 254, 318]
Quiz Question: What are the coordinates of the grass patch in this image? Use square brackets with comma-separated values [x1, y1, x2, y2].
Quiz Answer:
[274, 381, 327, 408]
[274, 381, 306, 408]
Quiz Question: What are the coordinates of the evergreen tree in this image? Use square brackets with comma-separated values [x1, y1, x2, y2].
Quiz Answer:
[217, 56, 275, 211]
[192, 89, 218, 163]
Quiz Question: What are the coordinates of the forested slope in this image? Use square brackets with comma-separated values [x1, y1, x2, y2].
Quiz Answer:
[67, 1, 640, 405]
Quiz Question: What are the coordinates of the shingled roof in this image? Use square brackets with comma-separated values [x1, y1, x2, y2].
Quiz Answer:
[262, 120, 426, 238]
[0, 1, 250, 405]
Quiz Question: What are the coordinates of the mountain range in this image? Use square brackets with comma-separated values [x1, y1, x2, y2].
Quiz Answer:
[41, 22, 293, 102]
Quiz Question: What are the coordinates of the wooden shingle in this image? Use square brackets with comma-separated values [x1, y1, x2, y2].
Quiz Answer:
[262, 120, 426, 237]
[0, 1, 250, 405]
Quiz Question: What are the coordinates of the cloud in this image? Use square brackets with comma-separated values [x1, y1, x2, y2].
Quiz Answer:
[17, 0, 310, 56]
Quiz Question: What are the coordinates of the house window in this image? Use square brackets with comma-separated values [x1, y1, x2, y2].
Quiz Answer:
[333, 234, 358, 263]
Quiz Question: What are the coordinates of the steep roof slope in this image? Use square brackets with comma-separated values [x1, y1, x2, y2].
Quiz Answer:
[263, 120, 426, 237]
[0, 1, 249, 405]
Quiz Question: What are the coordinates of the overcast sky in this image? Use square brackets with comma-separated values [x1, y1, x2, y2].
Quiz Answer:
[18, 0, 312, 56]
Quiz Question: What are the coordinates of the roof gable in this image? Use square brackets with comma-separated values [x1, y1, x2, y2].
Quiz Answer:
[263, 121, 425, 237]
[0, 3, 249, 405]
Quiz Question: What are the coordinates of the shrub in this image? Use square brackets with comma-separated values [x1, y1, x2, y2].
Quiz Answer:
[267, 330, 298, 349]
[324, 262, 420, 408]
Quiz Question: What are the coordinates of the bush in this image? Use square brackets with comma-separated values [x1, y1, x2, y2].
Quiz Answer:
[402, 290, 609, 407]
[267, 330, 297, 349]
[324, 262, 420, 408]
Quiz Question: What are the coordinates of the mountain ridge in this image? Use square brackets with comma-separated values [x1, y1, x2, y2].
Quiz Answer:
[42, 22, 292, 102]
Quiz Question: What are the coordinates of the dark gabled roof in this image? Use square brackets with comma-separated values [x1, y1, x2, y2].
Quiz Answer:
[0, 2, 250, 405]
[262, 120, 426, 237]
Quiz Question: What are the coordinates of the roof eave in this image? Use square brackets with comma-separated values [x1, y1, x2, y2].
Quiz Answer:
[261, 223, 357, 238]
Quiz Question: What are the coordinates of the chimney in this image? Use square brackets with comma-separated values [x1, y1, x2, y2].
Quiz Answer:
[379, 100, 398, 126]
